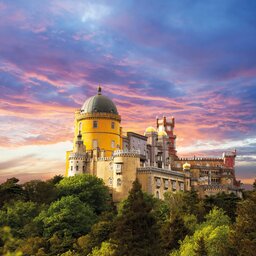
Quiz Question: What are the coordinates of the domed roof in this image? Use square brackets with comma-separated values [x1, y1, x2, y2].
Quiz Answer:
[145, 126, 157, 133]
[183, 162, 191, 169]
[158, 130, 168, 137]
[81, 87, 118, 115]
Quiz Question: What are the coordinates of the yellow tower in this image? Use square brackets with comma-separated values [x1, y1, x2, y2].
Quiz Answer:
[66, 86, 122, 175]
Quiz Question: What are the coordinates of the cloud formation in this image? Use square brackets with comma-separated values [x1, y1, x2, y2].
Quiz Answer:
[0, 0, 255, 183]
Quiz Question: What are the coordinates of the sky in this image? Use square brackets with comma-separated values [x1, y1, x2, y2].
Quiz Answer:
[0, 0, 255, 184]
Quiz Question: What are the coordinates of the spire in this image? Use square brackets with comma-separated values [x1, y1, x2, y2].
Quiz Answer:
[98, 85, 102, 95]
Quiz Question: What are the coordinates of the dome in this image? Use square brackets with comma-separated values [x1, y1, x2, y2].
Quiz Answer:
[81, 87, 118, 115]
[158, 130, 168, 137]
[145, 126, 157, 133]
[183, 162, 191, 170]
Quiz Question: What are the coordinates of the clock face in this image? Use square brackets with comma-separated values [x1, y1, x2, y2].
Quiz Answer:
[166, 126, 171, 131]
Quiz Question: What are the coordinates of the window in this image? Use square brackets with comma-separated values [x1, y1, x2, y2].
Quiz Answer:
[156, 178, 161, 188]
[93, 120, 98, 128]
[79, 122, 82, 132]
[172, 180, 176, 190]
[76, 166, 79, 171]
[111, 122, 115, 129]
[93, 139, 98, 149]
[82, 166, 85, 172]
[156, 191, 160, 199]
[115, 164, 122, 174]
[109, 177, 113, 185]
[164, 179, 169, 189]
[179, 182, 184, 191]
[70, 166, 73, 171]
[111, 140, 115, 148]
[117, 178, 122, 186]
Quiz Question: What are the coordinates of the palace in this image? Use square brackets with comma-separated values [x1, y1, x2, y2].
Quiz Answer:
[65, 87, 242, 202]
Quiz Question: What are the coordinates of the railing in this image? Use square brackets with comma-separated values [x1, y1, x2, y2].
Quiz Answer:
[137, 167, 185, 178]
[113, 149, 140, 157]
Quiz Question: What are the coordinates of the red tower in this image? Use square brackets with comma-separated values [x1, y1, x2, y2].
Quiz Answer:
[223, 150, 236, 168]
[156, 116, 177, 159]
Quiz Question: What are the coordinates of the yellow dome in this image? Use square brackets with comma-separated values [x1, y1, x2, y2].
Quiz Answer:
[158, 130, 168, 137]
[145, 126, 157, 133]
[183, 162, 191, 169]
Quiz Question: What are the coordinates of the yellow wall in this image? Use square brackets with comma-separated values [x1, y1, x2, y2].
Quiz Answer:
[75, 115, 121, 157]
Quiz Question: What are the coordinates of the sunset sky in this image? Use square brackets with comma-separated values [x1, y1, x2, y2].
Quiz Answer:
[0, 0, 255, 184]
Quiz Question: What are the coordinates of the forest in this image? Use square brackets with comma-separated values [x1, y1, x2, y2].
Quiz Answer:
[0, 174, 255, 256]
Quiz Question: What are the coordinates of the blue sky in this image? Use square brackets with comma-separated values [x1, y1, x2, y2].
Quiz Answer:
[0, 0, 255, 183]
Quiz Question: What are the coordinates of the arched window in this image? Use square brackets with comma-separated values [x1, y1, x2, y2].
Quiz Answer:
[117, 178, 121, 186]
[156, 191, 160, 199]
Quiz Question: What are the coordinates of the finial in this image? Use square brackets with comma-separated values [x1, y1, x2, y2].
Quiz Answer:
[98, 85, 102, 95]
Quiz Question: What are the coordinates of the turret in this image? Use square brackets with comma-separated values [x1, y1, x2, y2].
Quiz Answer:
[156, 116, 177, 160]
[74, 131, 86, 153]
[223, 150, 236, 168]
[183, 162, 191, 191]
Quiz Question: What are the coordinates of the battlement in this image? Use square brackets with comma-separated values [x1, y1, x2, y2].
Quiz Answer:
[113, 149, 140, 157]
[178, 157, 223, 161]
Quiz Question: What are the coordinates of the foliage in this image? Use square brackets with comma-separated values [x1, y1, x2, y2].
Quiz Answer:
[0, 175, 255, 255]
[48, 175, 63, 185]
[57, 174, 111, 214]
[172, 207, 231, 256]
[111, 179, 161, 256]
[0, 226, 23, 256]
[164, 191, 205, 221]
[23, 180, 57, 205]
[160, 215, 189, 255]
[16, 236, 47, 256]
[75, 218, 114, 255]
[203, 192, 240, 222]
[194, 236, 207, 256]
[36, 195, 96, 238]
[0, 201, 41, 238]
[48, 233, 75, 256]
[0, 178, 24, 207]
[230, 191, 256, 255]
[90, 241, 117, 256]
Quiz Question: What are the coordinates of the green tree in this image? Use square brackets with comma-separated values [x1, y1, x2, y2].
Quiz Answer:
[76, 219, 114, 255]
[230, 191, 256, 255]
[0, 226, 23, 256]
[194, 236, 207, 256]
[23, 180, 57, 205]
[160, 215, 189, 255]
[111, 179, 160, 256]
[172, 208, 231, 256]
[0, 178, 24, 207]
[36, 195, 96, 238]
[204, 192, 240, 222]
[57, 174, 111, 214]
[17, 236, 47, 256]
[164, 191, 205, 222]
[90, 241, 117, 256]
[48, 233, 75, 256]
[48, 175, 63, 185]
[0, 201, 40, 238]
